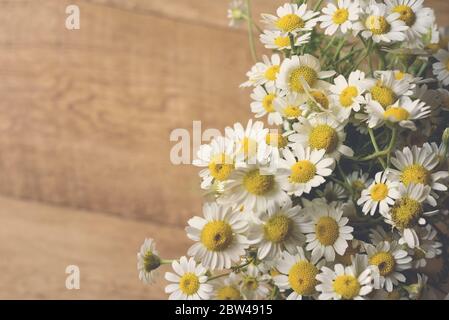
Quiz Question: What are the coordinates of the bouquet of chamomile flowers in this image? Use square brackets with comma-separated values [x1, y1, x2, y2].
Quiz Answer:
[138, 0, 449, 300]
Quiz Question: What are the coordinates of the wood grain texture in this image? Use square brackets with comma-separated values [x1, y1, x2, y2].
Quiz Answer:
[0, 0, 448, 225]
[0, 196, 189, 299]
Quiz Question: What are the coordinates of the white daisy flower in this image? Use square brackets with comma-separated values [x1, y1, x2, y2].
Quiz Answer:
[276, 54, 336, 94]
[367, 70, 413, 109]
[260, 30, 311, 50]
[382, 183, 438, 248]
[385, 0, 436, 47]
[137, 238, 160, 284]
[241, 54, 281, 88]
[240, 265, 271, 299]
[247, 199, 308, 260]
[290, 114, 354, 160]
[225, 119, 268, 165]
[261, 3, 320, 35]
[218, 165, 290, 214]
[186, 202, 249, 270]
[365, 96, 431, 130]
[347, 170, 372, 195]
[250, 85, 283, 125]
[410, 225, 442, 269]
[227, 0, 247, 27]
[302, 201, 354, 262]
[316, 254, 373, 300]
[278, 145, 334, 197]
[193, 136, 236, 190]
[211, 272, 243, 300]
[389, 143, 449, 206]
[165, 256, 213, 300]
[357, 171, 401, 216]
[317, 181, 348, 204]
[361, 1, 408, 43]
[273, 92, 304, 119]
[432, 45, 449, 86]
[366, 241, 412, 292]
[330, 70, 373, 120]
[273, 247, 325, 300]
[319, 0, 362, 36]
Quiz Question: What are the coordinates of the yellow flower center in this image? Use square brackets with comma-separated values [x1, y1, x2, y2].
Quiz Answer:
[208, 153, 234, 181]
[264, 65, 280, 81]
[179, 273, 200, 296]
[289, 160, 317, 183]
[366, 15, 391, 35]
[384, 107, 410, 122]
[242, 277, 259, 291]
[394, 71, 405, 80]
[369, 251, 396, 276]
[401, 164, 430, 186]
[309, 90, 330, 110]
[262, 93, 276, 113]
[333, 275, 361, 299]
[390, 197, 423, 229]
[308, 124, 339, 153]
[371, 84, 397, 108]
[276, 14, 305, 32]
[217, 286, 241, 300]
[266, 133, 287, 148]
[370, 183, 389, 201]
[288, 261, 319, 296]
[284, 105, 302, 118]
[240, 137, 258, 159]
[339, 86, 358, 108]
[289, 66, 318, 93]
[200, 221, 233, 251]
[315, 216, 340, 246]
[264, 214, 292, 243]
[332, 8, 349, 25]
[243, 169, 275, 195]
[393, 5, 416, 27]
[274, 36, 291, 48]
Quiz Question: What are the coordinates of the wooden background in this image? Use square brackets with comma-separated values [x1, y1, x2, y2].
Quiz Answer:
[0, 0, 448, 299]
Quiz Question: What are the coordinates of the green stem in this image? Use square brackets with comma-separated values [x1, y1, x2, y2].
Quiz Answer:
[360, 126, 397, 165]
[245, 0, 257, 63]
[313, 0, 325, 11]
[368, 128, 386, 168]
[160, 259, 174, 265]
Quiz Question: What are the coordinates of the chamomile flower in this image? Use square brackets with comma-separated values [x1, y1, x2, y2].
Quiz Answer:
[316, 254, 373, 300]
[317, 181, 347, 204]
[361, 1, 408, 43]
[276, 54, 336, 94]
[261, 3, 320, 34]
[319, 0, 362, 36]
[385, 0, 436, 47]
[367, 70, 413, 109]
[366, 241, 412, 292]
[410, 225, 442, 268]
[382, 183, 438, 248]
[247, 199, 308, 260]
[250, 85, 283, 125]
[225, 119, 268, 165]
[278, 145, 334, 197]
[260, 30, 311, 50]
[330, 70, 372, 120]
[218, 165, 290, 214]
[302, 202, 354, 262]
[365, 96, 431, 130]
[165, 256, 213, 300]
[432, 45, 449, 86]
[290, 114, 354, 160]
[137, 238, 160, 284]
[211, 272, 243, 300]
[273, 92, 304, 120]
[389, 143, 449, 206]
[241, 54, 282, 88]
[369, 225, 401, 245]
[273, 247, 325, 300]
[186, 202, 249, 270]
[357, 171, 401, 216]
[347, 170, 372, 195]
[240, 265, 271, 299]
[299, 87, 335, 117]
[193, 136, 236, 190]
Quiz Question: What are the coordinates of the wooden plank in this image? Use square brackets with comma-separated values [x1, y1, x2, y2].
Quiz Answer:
[0, 196, 189, 299]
